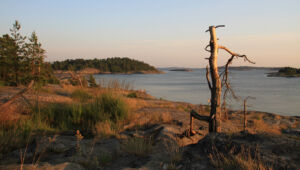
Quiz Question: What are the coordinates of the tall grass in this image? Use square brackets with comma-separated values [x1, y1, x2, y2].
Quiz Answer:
[35, 92, 129, 131]
[0, 120, 33, 154]
[208, 145, 271, 170]
[97, 78, 133, 90]
[122, 137, 153, 156]
[71, 89, 92, 102]
[0, 92, 129, 155]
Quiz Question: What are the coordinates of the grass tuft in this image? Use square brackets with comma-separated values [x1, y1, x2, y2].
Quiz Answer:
[122, 137, 152, 156]
[71, 89, 92, 102]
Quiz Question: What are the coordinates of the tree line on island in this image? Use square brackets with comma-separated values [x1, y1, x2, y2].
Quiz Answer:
[0, 21, 160, 87]
[51, 57, 159, 74]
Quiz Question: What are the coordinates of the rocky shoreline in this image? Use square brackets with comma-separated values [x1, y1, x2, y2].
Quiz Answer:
[0, 85, 299, 169]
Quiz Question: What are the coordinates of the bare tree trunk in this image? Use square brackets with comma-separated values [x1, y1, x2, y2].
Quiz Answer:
[205, 25, 254, 133]
[208, 26, 222, 133]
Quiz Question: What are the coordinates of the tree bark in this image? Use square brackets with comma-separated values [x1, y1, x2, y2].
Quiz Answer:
[208, 26, 222, 133]
[205, 25, 254, 133]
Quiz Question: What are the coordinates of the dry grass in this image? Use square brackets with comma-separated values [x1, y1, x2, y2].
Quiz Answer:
[209, 145, 272, 170]
[165, 138, 183, 164]
[148, 112, 173, 124]
[250, 119, 281, 134]
[122, 137, 153, 156]
[94, 121, 118, 138]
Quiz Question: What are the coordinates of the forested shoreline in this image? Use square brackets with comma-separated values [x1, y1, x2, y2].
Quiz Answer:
[0, 21, 161, 87]
[51, 57, 160, 74]
[268, 67, 300, 77]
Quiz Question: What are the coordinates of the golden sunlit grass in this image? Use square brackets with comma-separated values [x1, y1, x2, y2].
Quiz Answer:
[94, 121, 118, 139]
[209, 145, 272, 170]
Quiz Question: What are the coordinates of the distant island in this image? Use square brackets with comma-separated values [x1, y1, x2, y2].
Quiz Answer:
[267, 67, 300, 77]
[169, 68, 193, 72]
[51, 57, 163, 74]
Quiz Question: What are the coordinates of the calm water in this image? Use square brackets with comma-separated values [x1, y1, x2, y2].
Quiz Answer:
[94, 69, 300, 116]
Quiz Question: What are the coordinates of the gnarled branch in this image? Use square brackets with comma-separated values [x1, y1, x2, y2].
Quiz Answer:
[0, 80, 34, 111]
[190, 110, 210, 122]
[218, 45, 255, 64]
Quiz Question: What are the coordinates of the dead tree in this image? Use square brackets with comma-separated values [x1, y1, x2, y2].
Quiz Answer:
[0, 80, 34, 115]
[205, 25, 255, 133]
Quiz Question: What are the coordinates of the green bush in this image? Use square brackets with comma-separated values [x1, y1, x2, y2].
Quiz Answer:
[127, 92, 138, 98]
[278, 67, 300, 75]
[97, 93, 129, 122]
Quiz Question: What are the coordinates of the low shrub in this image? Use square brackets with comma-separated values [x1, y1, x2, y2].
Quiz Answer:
[127, 92, 138, 98]
[97, 93, 129, 122]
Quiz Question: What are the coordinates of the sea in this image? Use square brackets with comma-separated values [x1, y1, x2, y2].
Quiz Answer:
[94, 68, 300, 116]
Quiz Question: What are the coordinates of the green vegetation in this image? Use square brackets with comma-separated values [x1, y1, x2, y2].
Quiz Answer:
[0, 20, 58, 86]
[71, 89, 92, 102]
[51, 57, 159, 73]
[88, 74, 98, 87]
[268, 67, 300, 77]
[0, 92, 129, 154]
[127, 92, 138, 98]
[278, 67, 300, 76]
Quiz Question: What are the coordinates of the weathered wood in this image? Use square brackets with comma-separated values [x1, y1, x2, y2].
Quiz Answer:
[190, 113, 195, 135]
[69, 72, 83, 88]
[190, 110, 210, 122]
[189, 110, 210, 135]
[206, 66, 212, 90]
[208, 26, 222, 133]
[0, 80, 34, 110]
[205, 25, 254, 133]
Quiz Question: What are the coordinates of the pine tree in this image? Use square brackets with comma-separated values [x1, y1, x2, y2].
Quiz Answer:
[26, 31, 46, 84]
[0, 34, 18, 85]
[9, 20, 26, 86]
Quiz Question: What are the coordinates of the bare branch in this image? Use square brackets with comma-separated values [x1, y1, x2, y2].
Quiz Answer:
[205, 44, 211, 52]
[205, 25, 225, 32]
[215, 25, 225, 28]
[206, 65, 212, 91]
[218, 45, 255, 64]
[190, 110, 210, 122]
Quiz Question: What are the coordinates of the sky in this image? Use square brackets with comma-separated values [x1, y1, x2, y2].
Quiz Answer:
[0, 0, 300, 68]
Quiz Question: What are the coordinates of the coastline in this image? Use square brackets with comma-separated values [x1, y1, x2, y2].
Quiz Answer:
[0, 85, 299, 169]
[267, 72, 300, 78]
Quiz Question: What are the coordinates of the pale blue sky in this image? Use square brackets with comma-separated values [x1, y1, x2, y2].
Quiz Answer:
[1, 0, 300, 67]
